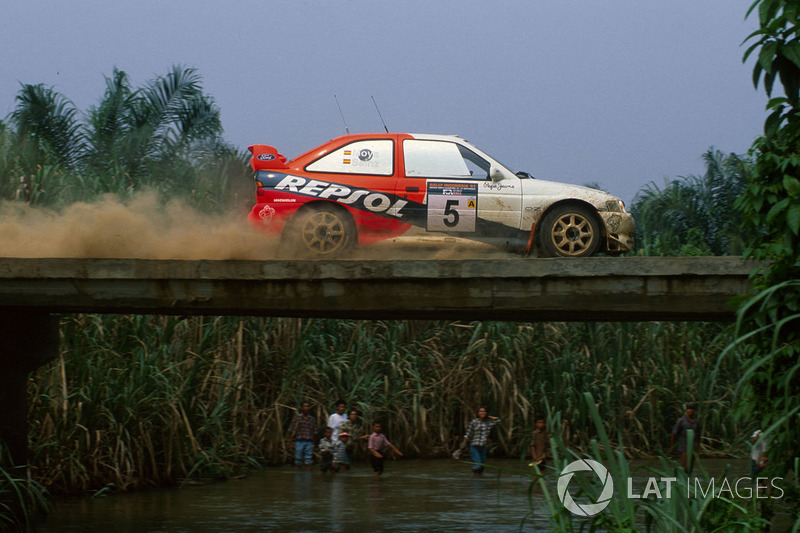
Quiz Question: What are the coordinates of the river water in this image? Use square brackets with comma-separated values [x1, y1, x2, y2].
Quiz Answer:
[38, 457, 774, 532]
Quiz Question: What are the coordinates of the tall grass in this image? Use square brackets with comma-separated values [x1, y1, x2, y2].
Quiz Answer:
[27, 316, 746, 495]
[0, 447, 50, 532]
[531, 392, 773, 532]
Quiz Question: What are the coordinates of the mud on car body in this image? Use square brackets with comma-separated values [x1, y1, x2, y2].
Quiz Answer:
[247, 133, 634, 257]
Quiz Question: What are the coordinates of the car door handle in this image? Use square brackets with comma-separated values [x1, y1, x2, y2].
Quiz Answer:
[406, 186, 419, 192]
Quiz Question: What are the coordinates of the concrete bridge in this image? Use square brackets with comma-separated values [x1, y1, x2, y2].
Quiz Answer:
[0, 256, 754, 321]
[0, 255, 755, 465]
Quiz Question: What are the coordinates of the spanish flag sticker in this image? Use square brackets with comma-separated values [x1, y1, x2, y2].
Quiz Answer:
[343, 159, 351, 164]
[343, 150, 352, 156]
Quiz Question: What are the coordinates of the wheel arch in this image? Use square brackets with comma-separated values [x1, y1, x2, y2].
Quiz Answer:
[536, 199, 605, 237]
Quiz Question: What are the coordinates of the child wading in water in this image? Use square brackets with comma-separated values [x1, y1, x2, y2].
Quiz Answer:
[529, 417, 551, 468]
[318, 427, 335, 474]
[332, 432, 351, 472]
[367, 422, 403, 478]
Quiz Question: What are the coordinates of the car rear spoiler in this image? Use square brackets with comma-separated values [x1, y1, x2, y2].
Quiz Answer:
[248, 145, 289, 171]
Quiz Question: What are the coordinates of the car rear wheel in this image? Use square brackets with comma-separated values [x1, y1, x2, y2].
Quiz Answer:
[290, 205, 354, 257]
[538, 204, 601, 257]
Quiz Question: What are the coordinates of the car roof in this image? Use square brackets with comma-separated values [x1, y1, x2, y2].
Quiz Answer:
[326, 133, 464, 143]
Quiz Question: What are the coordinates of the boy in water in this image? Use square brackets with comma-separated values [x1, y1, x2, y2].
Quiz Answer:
[287, 400, 316, 469]
[318, 427, 335, 474]
[332, 432, 351, 472]
[462, 407, 500, 476]
[530, 417, 551, 467]
[368, 422, 403, 478]
[670, 402, 701, 473]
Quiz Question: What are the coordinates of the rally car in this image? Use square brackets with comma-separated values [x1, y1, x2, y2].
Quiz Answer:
[247, 133, 634, 257]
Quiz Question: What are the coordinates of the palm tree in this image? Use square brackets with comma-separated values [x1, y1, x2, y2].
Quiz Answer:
[1, 65, 242, 207]
[83, 65, 225, 194]
[631, 149, 752, 256]
[8, 83, 85, 171]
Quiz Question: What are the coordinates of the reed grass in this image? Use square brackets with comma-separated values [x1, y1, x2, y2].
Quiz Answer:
[0, 447, 50, 532]
[26, 316, 745, 495]
[531, 392, 772, 532]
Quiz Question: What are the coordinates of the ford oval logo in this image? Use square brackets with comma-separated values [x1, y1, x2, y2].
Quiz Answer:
[257, 153, 276, 161]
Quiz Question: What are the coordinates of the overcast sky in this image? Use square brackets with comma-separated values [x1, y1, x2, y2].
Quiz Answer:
[1, 1, 766, 204]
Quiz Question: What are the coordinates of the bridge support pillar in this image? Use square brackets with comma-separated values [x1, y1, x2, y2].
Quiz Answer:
[0, 312, 59, 466]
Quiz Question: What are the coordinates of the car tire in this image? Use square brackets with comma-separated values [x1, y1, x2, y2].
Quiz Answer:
[286, 205, 355, 257]
[537, 204, 602, 257]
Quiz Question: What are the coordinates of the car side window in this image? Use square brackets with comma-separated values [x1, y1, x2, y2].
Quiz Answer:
[306, 139, 394, 176]
[403, 140, 489, 180]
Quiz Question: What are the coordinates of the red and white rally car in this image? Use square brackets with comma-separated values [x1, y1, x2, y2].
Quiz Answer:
[247, 133, 634, 257]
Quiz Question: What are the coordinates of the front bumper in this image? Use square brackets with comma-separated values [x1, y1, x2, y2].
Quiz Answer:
[599, 212, 635, 254]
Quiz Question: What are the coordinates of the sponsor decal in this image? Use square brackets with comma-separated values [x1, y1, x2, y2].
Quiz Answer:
[258, 204, 276, 223]
[256, 153, 276, 161]
[257, 172, 409, 218]
[482, 182, 515, 191]
[358, 148, 374, 161]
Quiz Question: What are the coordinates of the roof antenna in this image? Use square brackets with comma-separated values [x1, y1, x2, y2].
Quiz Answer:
[334, 95, 350, 134]
[372, 96, 389, 133]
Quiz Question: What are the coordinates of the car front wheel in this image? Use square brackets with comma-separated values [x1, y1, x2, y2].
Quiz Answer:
[538, 204, 601, 257]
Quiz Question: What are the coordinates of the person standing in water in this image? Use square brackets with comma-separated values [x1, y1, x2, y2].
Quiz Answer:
[462, 407, 501, 476]
[530, 417, 551, 468]
[368, 422, 403, 478]
[670, 402, 701, 473]
[287, 401, 316, 470]
[340, 408, 368, 462]
[327, 400, 348, 441]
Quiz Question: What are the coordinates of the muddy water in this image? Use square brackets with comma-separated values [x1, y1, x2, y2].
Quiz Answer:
[38, 458, 760, 532]
[40, 459, 549, 532]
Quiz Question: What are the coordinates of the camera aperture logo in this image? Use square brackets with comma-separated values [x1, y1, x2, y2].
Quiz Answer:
[557, 459, 614, 517]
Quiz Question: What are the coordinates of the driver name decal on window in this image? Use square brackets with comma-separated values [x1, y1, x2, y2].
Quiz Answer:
[307, 140, 393, 176]
[426, 182, 477, 232]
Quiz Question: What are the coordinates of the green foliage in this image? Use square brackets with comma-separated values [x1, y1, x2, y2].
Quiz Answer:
[723, 0, 800, 528]
[28, 317, 744, 496]
[744, 0, 800, 136]
[632, 149, 752, 256]
[8, 84, 85, 171]
[532, 393, 771, 532]
[0, 66, 250, 212]
[0, 447, 51, 532]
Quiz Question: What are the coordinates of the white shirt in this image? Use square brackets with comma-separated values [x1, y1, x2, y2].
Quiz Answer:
[751, 437, 768, 462]
[327, 413, 348, 440]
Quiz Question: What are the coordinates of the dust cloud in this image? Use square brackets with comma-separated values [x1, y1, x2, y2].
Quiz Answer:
[0, 192, 279, 260]
[0, 192, 516, 261]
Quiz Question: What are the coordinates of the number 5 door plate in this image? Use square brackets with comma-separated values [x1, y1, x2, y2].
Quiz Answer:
[426, 182, 477, 232]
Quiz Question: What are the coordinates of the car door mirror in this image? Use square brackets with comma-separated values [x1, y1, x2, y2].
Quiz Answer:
[490, 167, 505, 182]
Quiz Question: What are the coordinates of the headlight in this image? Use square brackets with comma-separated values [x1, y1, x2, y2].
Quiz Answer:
[606, 199, 626, 213]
